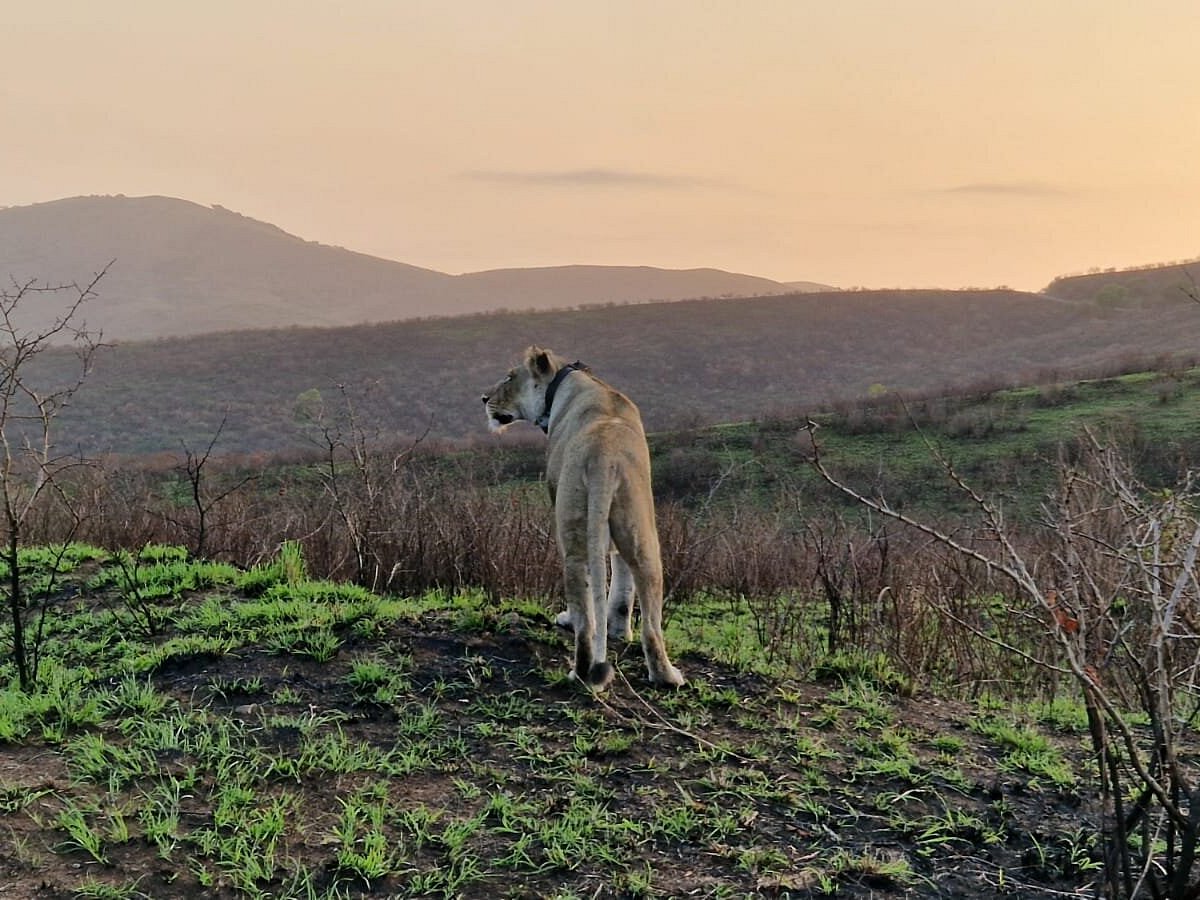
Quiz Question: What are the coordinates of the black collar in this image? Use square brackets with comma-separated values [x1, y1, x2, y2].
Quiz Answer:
[537, 361, 589, 433]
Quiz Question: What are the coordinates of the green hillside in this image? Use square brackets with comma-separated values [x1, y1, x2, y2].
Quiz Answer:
[639, 365, 1200, 522]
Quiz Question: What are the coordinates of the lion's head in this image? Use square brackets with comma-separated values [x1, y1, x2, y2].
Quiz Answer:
[481, 346, 564, 433]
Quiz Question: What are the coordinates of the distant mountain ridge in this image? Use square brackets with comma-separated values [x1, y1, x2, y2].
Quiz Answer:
[0, 195, 827, 341]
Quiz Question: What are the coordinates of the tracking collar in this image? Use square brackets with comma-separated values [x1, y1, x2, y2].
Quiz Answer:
[537, 361, 589, 433]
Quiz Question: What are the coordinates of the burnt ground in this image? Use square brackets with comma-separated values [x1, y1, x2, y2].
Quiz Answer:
[1, 579, 1110, 899]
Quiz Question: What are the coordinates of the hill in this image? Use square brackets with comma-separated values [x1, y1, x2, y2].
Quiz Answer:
[0, 195, 806, 341]
[1043, 259, 1199, 308]
[31, 287, 1200, 456]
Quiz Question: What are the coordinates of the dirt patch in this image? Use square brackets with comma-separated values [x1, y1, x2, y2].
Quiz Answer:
[2, 600, 1113, 899]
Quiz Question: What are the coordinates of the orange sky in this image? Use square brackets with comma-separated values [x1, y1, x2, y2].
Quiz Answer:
[4, 1, 1199, 291]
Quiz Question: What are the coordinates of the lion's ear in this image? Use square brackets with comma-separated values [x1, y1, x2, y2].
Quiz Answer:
[525, 346, 553, 377]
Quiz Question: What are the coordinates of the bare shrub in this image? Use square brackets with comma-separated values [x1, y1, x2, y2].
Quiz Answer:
[15, 434, 1061, 696]
[370, 474, 558, 600]
[811, 421, 1200, 898]
[1, 266, 107, 691]
[169, 418, 259, 558]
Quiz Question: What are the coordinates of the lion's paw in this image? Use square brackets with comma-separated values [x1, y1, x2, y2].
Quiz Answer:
[650, 665, 686, 689]
[568, 661, 614, 692]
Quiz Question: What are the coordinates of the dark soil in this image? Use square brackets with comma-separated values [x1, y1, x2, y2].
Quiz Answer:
[0, 597, 1108, 899]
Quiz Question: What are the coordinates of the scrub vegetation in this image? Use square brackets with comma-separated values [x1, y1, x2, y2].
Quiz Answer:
[6, 332, 1200, 895]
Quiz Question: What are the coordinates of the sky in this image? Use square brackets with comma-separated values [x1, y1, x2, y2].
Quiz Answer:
[4, 1, 1199, 292]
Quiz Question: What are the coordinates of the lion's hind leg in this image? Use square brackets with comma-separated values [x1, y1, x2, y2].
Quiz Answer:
[635, 566, 685, 688]
[609, 504, 686, 686]
[611, 531, 684, 688]
[558, 481, 616, 691]
[557, 549, 632, 642]
[561, 547, 614, 690]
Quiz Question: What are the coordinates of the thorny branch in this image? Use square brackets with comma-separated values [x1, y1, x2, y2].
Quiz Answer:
[804, 415, 1200, 896]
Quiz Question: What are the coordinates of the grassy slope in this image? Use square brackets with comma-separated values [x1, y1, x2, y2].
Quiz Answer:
[644, 366, 1200, 517]
[0, 546, 1110, 899]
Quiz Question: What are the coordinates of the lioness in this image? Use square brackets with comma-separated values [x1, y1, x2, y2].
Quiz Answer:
[482, 347, 685, 690]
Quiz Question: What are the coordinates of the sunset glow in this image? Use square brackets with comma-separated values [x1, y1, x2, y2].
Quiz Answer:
[5, 1, 1199, 291]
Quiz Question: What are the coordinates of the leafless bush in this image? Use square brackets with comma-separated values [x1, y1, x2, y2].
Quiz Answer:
[1, 265, 107, 691]
[169, 418, 259, 558]
[11, 434, 1060, 695]
[1033, 438, 1200, 897]
[293, 382, 432, 590]
[811, 421, 1200, 898]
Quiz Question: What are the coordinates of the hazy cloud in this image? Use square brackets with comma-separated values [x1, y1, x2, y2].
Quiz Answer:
[463, 168, 728, 190]
[937, 181, 1073, 198]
